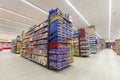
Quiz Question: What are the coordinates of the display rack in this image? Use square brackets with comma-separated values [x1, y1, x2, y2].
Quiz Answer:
[89, 35, 97, 54]
[21, 20, 48, 67]
[73, 28, 90, 57]
[31, 21, 48, 66]
[48, 8, 74, 70]
[79, 28, 90, 56]
[21, 8, 74, 70]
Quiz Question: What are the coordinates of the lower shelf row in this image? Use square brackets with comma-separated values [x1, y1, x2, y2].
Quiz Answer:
[21, 53, 74, 70]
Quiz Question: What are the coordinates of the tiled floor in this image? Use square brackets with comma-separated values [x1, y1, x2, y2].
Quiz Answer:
[0, 49, 120, 80]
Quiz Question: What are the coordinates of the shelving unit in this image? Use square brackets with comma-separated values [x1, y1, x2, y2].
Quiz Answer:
[89, 35, 97, 54]
[73, 28, 90, 57]
[79, 28, 90, 56]
[48, 8, 74, 70]
[21, 8, 74, 70]
[31, 21, 48, 66]
[21, 20, 48, 67]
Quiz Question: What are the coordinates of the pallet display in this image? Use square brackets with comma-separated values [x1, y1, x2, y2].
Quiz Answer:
[79, 28, 90, 56]
[20, 8, 74, 70]
[48, 8, 74, 70]
[73, 30, 79, 56]
[89, 35, 97, 54]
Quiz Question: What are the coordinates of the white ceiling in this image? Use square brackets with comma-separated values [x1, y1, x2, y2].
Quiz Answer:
[0, 0, 119, 41]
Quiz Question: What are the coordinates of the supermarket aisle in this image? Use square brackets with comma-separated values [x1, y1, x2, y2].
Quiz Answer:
[0, 49, 120, 80]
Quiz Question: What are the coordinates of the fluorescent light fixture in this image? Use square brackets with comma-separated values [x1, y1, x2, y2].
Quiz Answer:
[65, 0, 90, 26]
[95, 31, 102, 38]
[21, 0, 48, 15]
[0, 18, 31, 27]
[0, 7, 39, 23]
[109, 0, 112, 40]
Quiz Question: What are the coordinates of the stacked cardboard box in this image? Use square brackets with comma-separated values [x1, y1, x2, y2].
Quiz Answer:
[101, 39, 106, 49]
[114, 39, 120, 55]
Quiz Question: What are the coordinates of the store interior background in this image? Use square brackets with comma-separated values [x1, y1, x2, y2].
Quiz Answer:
[1, 0, 120, 80]
[0, 0, 120, 42]
[0, 0, 119, 57]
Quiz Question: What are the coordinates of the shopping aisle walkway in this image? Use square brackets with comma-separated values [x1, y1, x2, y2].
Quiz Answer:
[0, 49, 120, 80]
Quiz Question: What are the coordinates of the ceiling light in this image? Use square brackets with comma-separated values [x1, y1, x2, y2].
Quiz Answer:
[0, 7, 39, 23]
[0, 18, 31, 27]
[21, 0, 48, 15]
[109, 0, 112, 40]
[65, 0, 90, 26]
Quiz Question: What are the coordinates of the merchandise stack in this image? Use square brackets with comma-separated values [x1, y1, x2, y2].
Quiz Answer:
[48, 8, 74, 70]
[20, 8, 74, 70]
[79, 28, 90, 56]
[114, 39, 120, 55]
[73, 30, 79, 56]
[89, 35, 97, 54]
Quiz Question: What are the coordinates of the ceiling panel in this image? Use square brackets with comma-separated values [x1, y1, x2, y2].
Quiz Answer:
[0, 0, 47, 22]
[70, 0, 109, 40]
[0, 9, 37, 25]
[0, 24, 23, 33]
[26, 0, 88, 27]
[0, 20, 29, 30]
[111, 0, 120, 40]
[0, 0, 119, 41]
